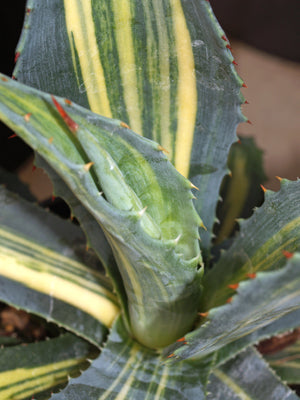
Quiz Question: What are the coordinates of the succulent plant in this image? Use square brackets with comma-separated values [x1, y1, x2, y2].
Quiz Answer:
[0, 1, 299, 399]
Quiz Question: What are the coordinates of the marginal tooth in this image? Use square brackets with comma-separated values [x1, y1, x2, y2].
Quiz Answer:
[190, 182, 199, 191]
[260, 184, 267, 193]
[174, 234, 182, 244]
[24, 113, 31, 122]
[83, 161, 94, 172]
[199, 221, 207, 231]
[138, 206, 148, 217]
[120, 121, 130, 129]
[157, 145, 169, 154]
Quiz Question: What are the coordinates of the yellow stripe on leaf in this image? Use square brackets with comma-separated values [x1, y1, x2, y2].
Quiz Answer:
[64, 0, 112, 117]
[99, 344, 139, 400]
[154, 365, 169, 400]
[213, 369, 252, 400]
[171, 0, 197, 177]
[0, 247, 119, 327]
[0, 358, 82, 399]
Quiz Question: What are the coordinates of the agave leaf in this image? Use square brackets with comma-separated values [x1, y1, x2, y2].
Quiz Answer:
[265, 338, 300, 385]
[207, 347, 299, 400]
[215, 310, 300, 368]
[201, 179, 300, 311]
[165, 253, 300, 361]
[0, 333, 96, 400]
[35, 156, 128, 317]
[0, 75, 203, 348]
[215, 136, 266, 245]
[15, 0, 245, 258]
[0, 186, 119, 345]
[50, 316, 212, 400]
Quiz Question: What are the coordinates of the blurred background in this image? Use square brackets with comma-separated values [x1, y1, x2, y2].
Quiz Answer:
[210, 0, 300, 190]
[0, 0, 299, 200]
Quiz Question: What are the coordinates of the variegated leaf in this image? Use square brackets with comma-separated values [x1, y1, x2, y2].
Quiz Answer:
[0, 75, 202, 348]
[266, 337, 300, 385]
[50, 316, 212, 400]
[165, 253, 300, 361]
[0, 333, 96, 400]
[201, 179, 300, 311]
[0, 186, 119, 345]
[207, 347, 299, 400]
[15, 0, 246, 257]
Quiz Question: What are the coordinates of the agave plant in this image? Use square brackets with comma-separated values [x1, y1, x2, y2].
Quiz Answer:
[0, 1, 299, 399]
